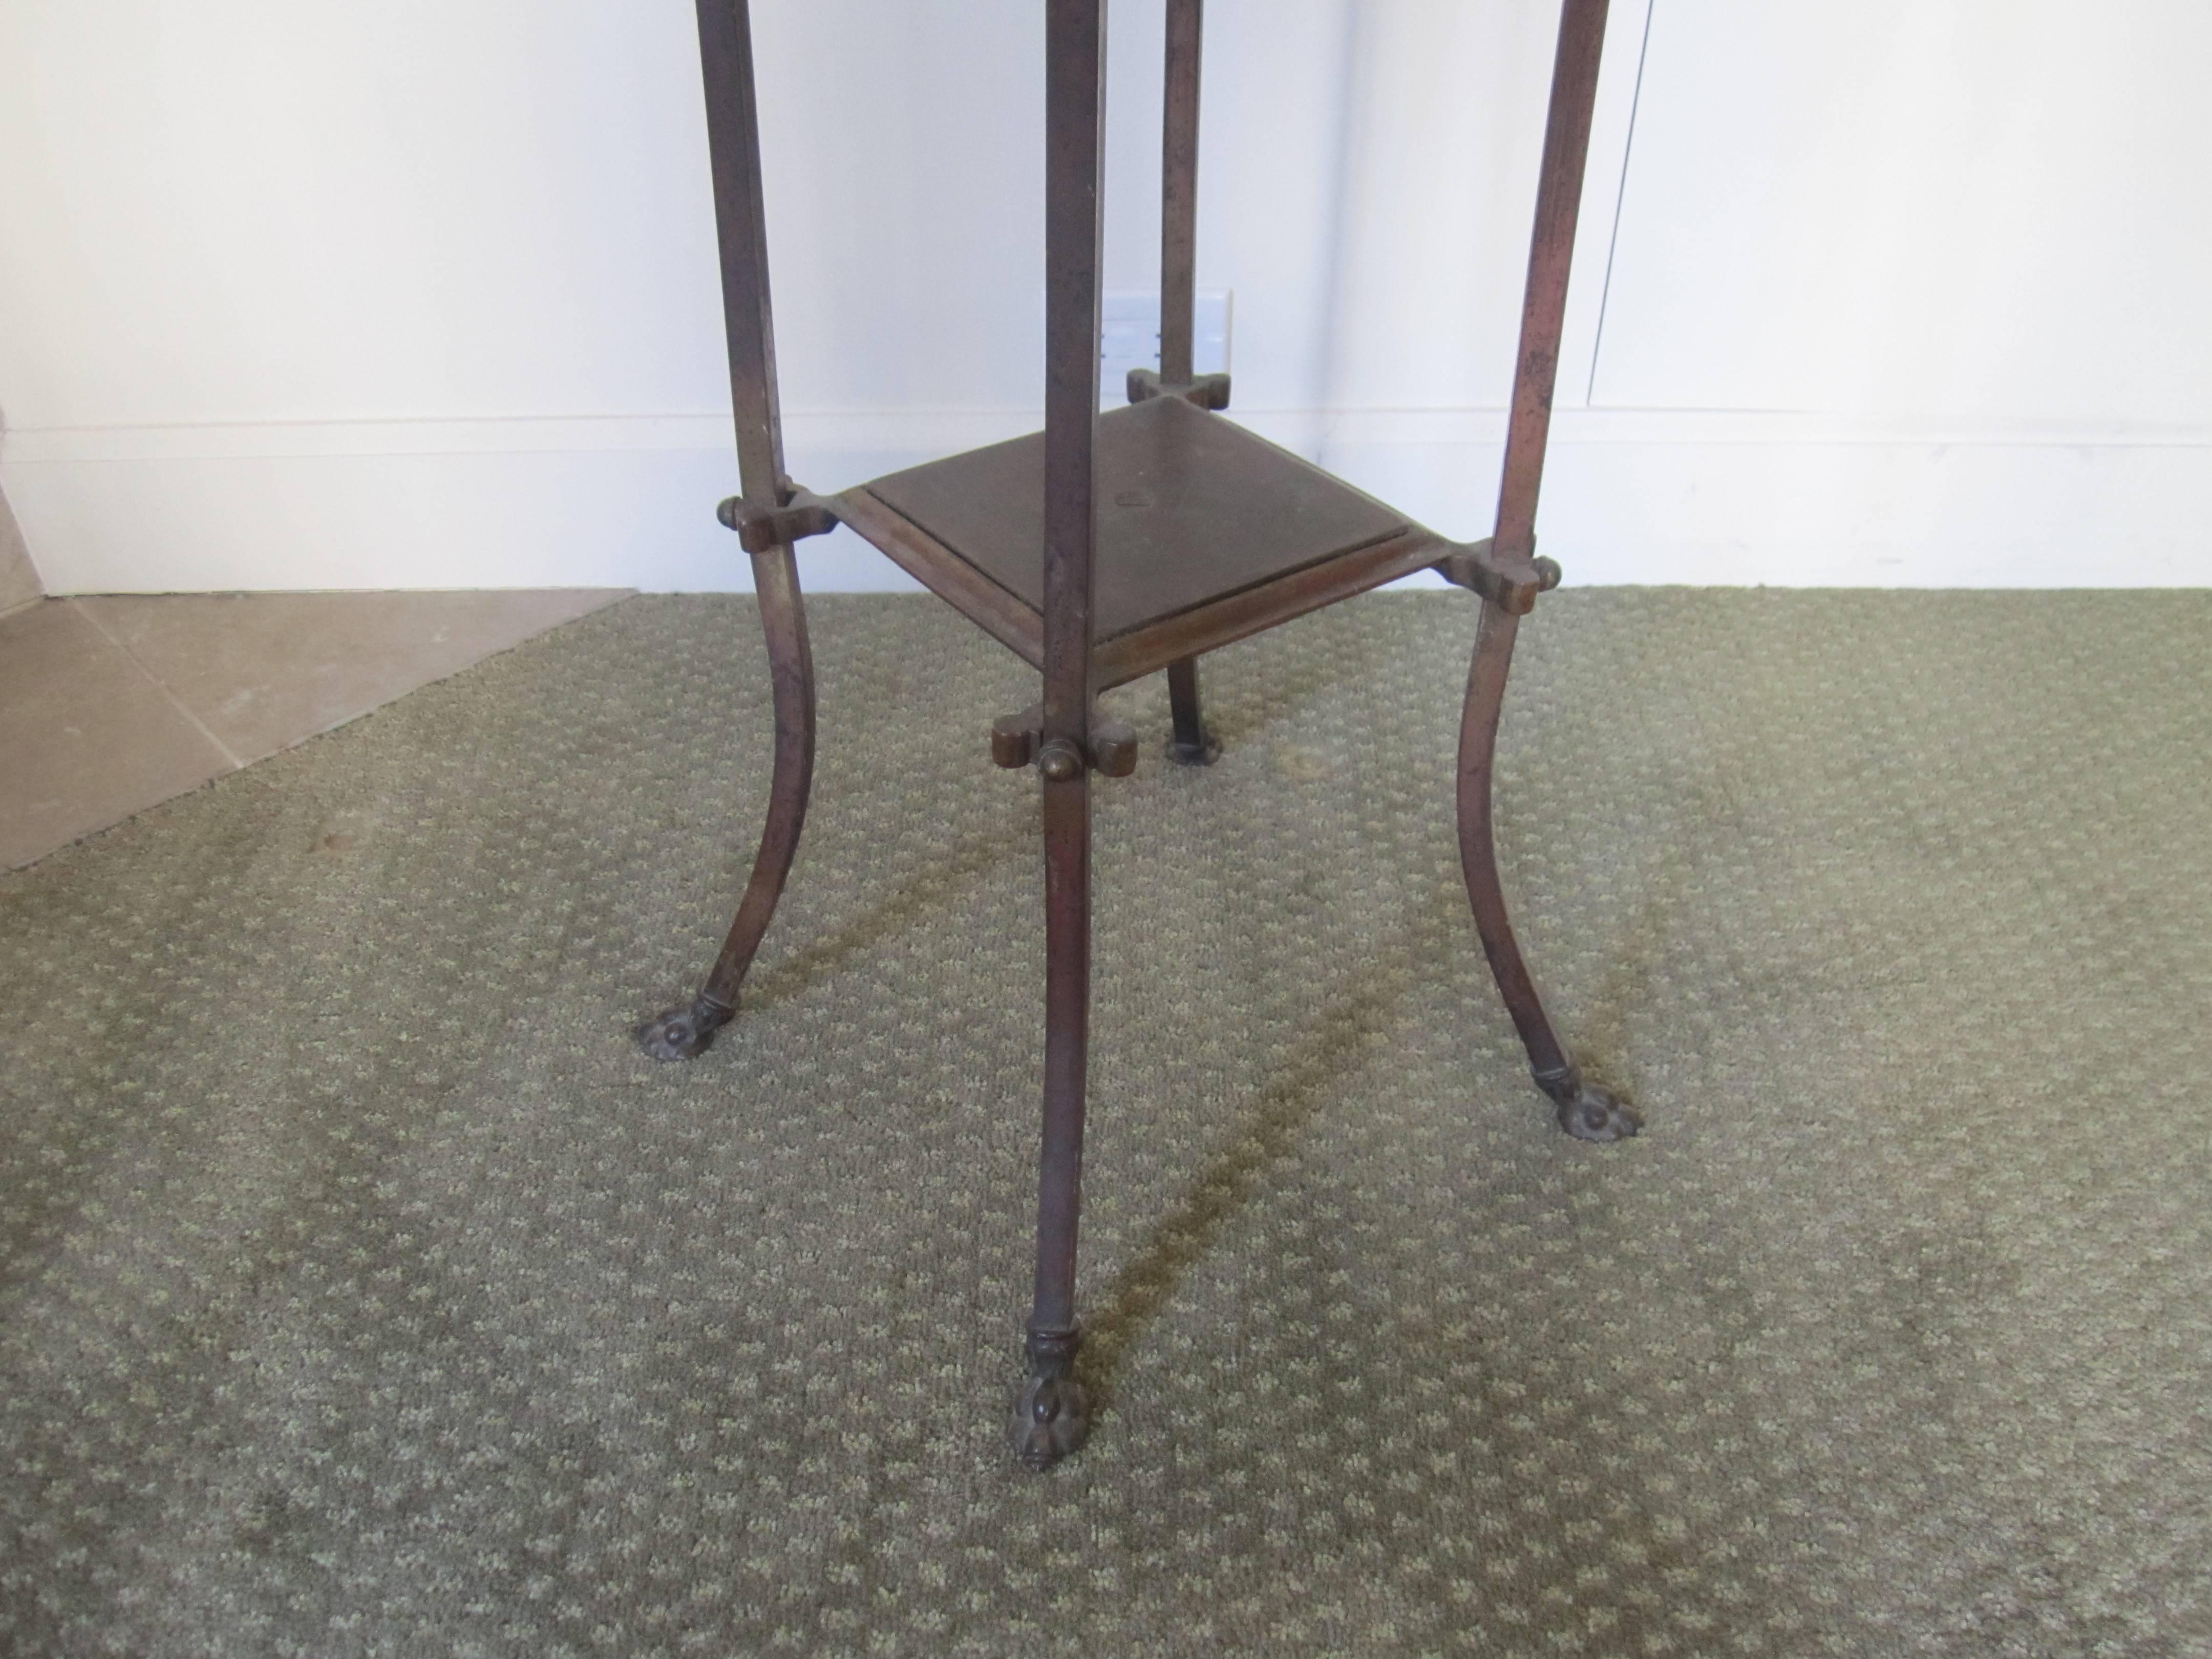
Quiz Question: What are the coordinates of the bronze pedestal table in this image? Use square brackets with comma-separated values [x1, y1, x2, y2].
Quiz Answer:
[643, 0, 1636, 1471]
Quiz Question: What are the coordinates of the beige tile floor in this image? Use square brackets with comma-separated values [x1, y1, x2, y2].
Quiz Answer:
[1, 590, 628, 870]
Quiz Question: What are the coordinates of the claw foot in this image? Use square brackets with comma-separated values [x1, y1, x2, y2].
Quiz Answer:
[1536, 1066, 1641, 1143]
[636, 995, 733, 1061]
[1009, 1328, 1090, 1471]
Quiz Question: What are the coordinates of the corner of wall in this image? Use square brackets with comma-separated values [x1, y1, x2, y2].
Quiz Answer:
[0, 482, 45, 615]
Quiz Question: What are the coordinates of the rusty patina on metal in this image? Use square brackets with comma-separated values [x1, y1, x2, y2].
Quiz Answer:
[644, 0, 1633, 1470]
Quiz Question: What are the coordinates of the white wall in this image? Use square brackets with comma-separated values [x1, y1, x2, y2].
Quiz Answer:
[1, 0, 2207, 593]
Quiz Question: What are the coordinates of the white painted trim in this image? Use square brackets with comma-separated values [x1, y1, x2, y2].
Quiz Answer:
[7, 405, 2209, 595]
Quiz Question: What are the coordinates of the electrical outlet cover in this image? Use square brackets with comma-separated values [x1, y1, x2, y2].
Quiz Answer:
[1096, 289, 1230, 405]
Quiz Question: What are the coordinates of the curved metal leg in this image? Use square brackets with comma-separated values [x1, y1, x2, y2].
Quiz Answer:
[639, 545, 816, 1059]
[648, 0, 818, 1061]
[1457, 598, 1637, 1141]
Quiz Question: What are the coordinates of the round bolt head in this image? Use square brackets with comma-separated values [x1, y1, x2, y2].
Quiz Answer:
[1037, 740, 1084, 783]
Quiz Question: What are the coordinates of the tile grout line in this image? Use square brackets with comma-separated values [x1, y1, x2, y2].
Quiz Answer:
[69, 599, 248, 771]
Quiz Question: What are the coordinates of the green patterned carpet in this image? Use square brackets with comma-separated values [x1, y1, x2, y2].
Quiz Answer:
[3, 590, 2208, 1657]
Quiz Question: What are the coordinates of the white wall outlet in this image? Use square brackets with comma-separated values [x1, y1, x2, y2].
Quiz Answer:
[1098, 288, 1231, 405]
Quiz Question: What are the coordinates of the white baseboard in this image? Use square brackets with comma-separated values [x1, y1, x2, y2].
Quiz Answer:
[6, 408, 2210, 593]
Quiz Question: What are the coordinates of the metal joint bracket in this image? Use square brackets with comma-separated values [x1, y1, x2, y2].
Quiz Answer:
[1125, 368, 1232, 411]
[717, 488, 841, 555]
[1435, 537, 1563, 614]
[991, 705, 1138, 778]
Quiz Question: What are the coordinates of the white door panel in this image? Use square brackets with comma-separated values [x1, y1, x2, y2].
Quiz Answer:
[1593, 1, 2212, 424]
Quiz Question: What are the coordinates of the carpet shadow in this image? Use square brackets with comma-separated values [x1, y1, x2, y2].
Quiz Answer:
[1078, 897, 1470, 1407]
[692, 808, 1034, 1017]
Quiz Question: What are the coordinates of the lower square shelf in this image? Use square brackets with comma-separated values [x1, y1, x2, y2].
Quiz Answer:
[825, 395, 1455, 687]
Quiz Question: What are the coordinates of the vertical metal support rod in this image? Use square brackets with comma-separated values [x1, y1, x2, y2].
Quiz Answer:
[1159, 0, 1216, 762]
[1159, 0, 1203, 386]
[1032, 0, 1108, 1342]
[1166, 655, 1210, 756]
[697, 0, 791, 511]
[1492, 0, 1610, 558]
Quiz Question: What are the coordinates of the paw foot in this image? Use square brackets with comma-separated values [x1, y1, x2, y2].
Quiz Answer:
[1167, 727, 1222, 767]
[1557, 1083, 1640, 1142]
[1009, 1372, 1090, 1471]
[1536, 1067, 1641, 1143]
[1009, 1327, 1090, 1471]
[636, 995, 733, 1061]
